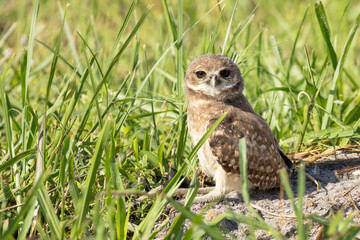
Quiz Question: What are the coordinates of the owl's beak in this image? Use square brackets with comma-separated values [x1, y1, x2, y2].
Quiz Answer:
[209, 75, 219, 88]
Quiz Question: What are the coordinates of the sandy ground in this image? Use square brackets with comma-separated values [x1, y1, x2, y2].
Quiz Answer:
[157, 151, 360, 239]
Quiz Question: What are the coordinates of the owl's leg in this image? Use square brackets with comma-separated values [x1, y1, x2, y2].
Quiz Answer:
[174, 187, 225, 205]
[174, 187, 215, 197]
[184, 167, 242, 204]
[190, 188, 226, 204]
[173, 168, 243, 205]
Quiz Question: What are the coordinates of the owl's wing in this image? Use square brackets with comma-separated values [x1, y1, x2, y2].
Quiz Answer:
[206, 111, 290, 189]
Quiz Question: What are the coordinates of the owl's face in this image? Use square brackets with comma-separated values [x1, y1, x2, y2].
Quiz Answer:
[185, 55, 244, 100]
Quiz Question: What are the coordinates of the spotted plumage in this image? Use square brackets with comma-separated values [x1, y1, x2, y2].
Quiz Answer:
[185, 54, 292, 201]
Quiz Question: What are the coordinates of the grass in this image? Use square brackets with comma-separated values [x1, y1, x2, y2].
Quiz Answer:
[0, 0, 360, 239]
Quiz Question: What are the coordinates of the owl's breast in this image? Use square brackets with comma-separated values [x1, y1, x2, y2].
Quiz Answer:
[187, 102, 225, 178]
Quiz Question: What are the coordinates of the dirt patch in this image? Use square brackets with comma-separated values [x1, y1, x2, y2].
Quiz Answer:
[158, 151, 360, 239]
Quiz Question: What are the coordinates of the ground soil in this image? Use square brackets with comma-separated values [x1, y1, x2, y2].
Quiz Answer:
[157, 151, 360, 239]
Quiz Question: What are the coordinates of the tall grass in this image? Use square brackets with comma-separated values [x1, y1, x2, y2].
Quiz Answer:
[0, 0, 359, 239]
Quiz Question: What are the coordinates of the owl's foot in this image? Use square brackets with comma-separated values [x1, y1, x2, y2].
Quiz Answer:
[175, 187, 226, 205]
[174, 187, 215, 197]
[190, 189, 226, 204]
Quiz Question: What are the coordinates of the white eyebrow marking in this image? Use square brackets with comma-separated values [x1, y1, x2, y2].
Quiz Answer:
[187, 81, 239, 95]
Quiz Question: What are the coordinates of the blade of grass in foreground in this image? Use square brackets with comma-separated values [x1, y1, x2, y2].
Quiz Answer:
[280, 165, 306, 239]
[104, 128, 116, 240]
[2, 173, 49, 239]
[239, 138, 249, 204]
[71, 121, 113, 238]
[0, 149, 36, 172]
[237, 138, 283, 239]
[166, 197, 226, 239]
[163, 172, 199, 240]
[37, 186, 61, 239]
[321, 14, 360, 130]
[134, 113, 227, 239]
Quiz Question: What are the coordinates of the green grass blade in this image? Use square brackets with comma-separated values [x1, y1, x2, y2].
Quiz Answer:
[226, 4, 258, 55]
[176, 114, 187, 168]
[104, 127, 116, 240]
[35, 113, 45, 182]
[0, 149, 36, 172]
[73, 8, 150, 144]
[221, 0, 238, 54]
[105, 0, 137, 69]
[61, 56, 94, 127]
[321, 14, 360, 129]
[206, 7, 224, 54]
[176, 0, 184, 99]
[17, 201, 37, 240]
[57, 2, 83, 74]
[238, 138, 249, 204]
[297, 165, 306, 239]
[114, 41, 177, 137]
[2, 173, 48, 239]
[166, 197, 226, 239]
[45, 8, 66, 110]
[279, 167, 306, 239]
[0, 55, 15, 158]
[36, 39, 82, 78]
[344, 96, 360, 124]
[270, 35, 285, 77]
[225, 210, 283, 239]
[103, 6, 150, 81]
[37, 186, 61, 239]
[163, 172, 199, 240]
[24, 0, 40, 105]
[71, 121, 112, 238]
[286, 6, 309, 80]
[315, 1, 338, 69]
[134, 113, 226, 239]
[133, 111, 226, 239]
[160, 0, 177, 42]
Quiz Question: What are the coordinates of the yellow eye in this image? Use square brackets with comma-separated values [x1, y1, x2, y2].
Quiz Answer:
[195, 71, 206, 79]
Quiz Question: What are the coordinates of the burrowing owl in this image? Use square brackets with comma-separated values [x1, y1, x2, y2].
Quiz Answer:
[185, 54, 292, 203]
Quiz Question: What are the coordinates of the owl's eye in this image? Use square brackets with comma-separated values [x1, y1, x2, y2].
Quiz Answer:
[220, 69, 230, 78]
[195, 71, 206, 79]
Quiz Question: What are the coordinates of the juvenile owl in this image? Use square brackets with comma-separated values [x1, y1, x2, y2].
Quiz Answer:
[185, 54, 292, 203]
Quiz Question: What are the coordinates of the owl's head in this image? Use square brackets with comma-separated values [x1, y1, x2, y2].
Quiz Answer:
[185, 54, 244, 101]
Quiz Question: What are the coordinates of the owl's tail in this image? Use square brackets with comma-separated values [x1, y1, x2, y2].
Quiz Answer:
[278, 148, 295, 172]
